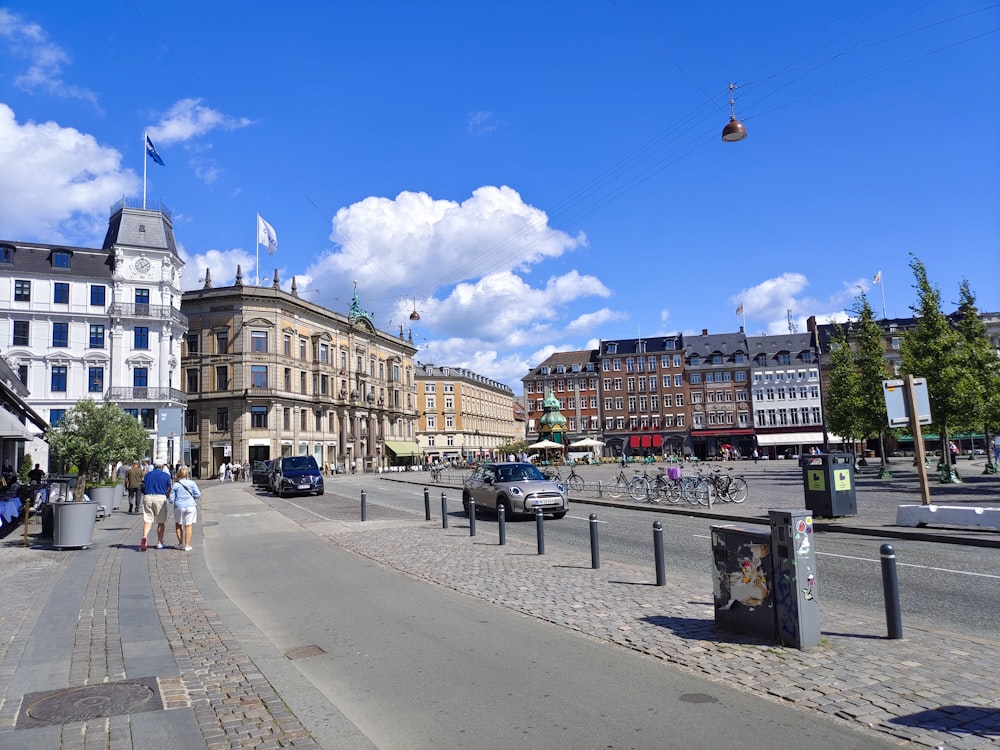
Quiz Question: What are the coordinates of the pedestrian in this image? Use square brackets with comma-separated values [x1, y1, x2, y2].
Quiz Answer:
[351, 459, 357, 475]
[169, 465, 201, 552]
[219, 461, 228, 481]
[224, 461, 233, 482]
[27, 463, 45, 484]
[141, 457, 152, 475]
[139, 458, 171, 551]
[752, 448, 759, 465]
[126, 460, 144, 513]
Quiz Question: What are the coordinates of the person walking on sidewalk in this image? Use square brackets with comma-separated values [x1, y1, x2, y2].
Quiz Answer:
[140, 459, 171, 551]
[126, 460, 144, 514]
[169, 466, 200, 552]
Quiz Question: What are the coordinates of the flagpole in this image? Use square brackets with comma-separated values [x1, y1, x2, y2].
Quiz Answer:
[142, 131, 148, 209]
[255, 213, 261, 286]
[881, 274, 888, 320]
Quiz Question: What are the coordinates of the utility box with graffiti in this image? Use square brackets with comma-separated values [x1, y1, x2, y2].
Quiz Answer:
[801, 452, 857, 517]
[711, 524, 776, 641]
[711, 509, 821, 650]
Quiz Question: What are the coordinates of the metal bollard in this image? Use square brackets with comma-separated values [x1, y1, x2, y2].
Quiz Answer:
[498, 505, 506, 545]
[653, 521, 665, 586]
[469, 500, 477, 536]
[441, 492, 448, 529]
[880, 544, 903, 639]
[424, 487, 431, 521]
[361, 490, 367, 522]
[535, 506, 545, 555]
[590, 513, 600, 569]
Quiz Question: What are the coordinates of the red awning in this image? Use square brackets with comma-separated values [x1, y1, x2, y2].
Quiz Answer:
[653, 435, 663, 447]
[629, 436, 641, 448]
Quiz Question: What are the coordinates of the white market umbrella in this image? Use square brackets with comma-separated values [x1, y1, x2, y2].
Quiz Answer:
[569, 437, 605, 449]
[527, 439, 564, 450]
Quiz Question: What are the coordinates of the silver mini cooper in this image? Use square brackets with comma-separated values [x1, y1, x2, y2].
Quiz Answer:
[462, 462, 568, 519]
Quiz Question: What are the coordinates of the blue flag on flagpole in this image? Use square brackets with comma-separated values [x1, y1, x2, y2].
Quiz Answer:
[146, 135, 165, 166]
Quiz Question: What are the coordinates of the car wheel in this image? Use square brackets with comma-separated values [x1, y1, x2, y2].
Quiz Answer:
[496, 498, 512, 520]
[551, 511, 567, 519]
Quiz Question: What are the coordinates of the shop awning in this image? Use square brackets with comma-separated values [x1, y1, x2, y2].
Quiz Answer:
[755, 431, 825, 446]
[0, 408, 38, 440]
[384, 440, 422, 457]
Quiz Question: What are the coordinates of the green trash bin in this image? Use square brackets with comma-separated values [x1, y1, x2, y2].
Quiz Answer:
[801, 453, 857, 517]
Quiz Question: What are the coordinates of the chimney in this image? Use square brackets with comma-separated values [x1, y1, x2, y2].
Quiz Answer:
[702, 328, 708, 335]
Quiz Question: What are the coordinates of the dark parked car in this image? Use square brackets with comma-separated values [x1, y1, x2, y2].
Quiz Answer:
[462, 462, 567, 519]
[270, 456, 324, 497]
[252, 460, 272, 487]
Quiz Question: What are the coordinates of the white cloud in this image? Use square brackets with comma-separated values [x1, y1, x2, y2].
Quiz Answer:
[733, 272, 861, 335]
[0, 8, 98, 106]
[565, 307, 629, 334]
[178, 246, 257, 291]
[0, 104, 137, 241]
[468, 110, 502, 135]
[149, 98, 252, 145]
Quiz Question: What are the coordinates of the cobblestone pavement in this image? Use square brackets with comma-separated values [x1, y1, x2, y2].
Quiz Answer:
[0, 501, 318, 749]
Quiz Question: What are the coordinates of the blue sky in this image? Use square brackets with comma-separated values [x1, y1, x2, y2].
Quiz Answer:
[2, 1, 998, 391]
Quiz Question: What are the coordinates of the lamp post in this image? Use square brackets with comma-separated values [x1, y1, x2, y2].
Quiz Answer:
[474, 429, 481, 462]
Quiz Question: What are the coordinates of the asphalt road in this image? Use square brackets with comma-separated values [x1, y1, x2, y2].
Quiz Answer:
[203, 484, 902, 750]
[338, 476, 1000, 640]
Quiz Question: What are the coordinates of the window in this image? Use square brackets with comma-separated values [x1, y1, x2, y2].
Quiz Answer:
[135, 288, 150, 311]
[735, 371, 747, 382]
[300, 410, 307, 430]
[51, 365, 67, 391]
[185, 409, 198, 432]
[52, 250, 71, 268]
[133, 326, 149, 349]
[14, 280, 30, 301]
[133, 367, 148, 389]
[52, 322, 69, 347]
[778, 353, 791, 365]
[251, 331, 267, 352]
[676, 394, 684, 407]
[251, 365, 268, 388]
[214, 407, 229, 431]
[299, 339, 307, 360]
[613, 377, 622, 391]
[54, 282, 69, 303]
[612, 358, 621, 371]
[50, 408, 65, 427]
[445, 415, 454, 429]
[283, 335, 292, 356]
[13, 320, 29, 346]
[216, 331, 229, 354]
[674, 375, 683, 387]
[444, 396, 453, 409]
[0, 246, 11, 264]
[86, 366, 104, 393]
[186, 368, 199, 393]
[90, 285, 105, 306]
[300, 371, 306, 393]
[89, 324, 105, 349]
[690, 373, 702, 384]
[216, 366, 228, 391]
[284, 368, 292, 391]
[187, 332, 199, 354]
[282, 408, 291, 430]
[251, 405, 268, 428]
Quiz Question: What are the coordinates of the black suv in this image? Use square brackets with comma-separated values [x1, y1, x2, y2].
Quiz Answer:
[270, 456, 324, 497]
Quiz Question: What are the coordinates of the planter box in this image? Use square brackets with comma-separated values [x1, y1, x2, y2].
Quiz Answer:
[51, 501, 99, 549]
[88, 485, 119, 510]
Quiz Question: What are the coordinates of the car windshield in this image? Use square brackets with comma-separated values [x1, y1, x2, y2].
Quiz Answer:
[496, 464, 545, 483]
[283, 457, 316, 471]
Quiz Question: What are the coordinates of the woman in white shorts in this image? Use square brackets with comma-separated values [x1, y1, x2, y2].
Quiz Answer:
[169, 466, 201, 552]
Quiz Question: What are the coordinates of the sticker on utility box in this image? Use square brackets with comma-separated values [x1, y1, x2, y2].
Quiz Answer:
[807, 470, 825, 490]
[833, 469, 852, 491]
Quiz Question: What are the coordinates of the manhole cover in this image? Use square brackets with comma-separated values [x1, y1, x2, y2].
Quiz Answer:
[17, 676, 163, 728]
[679, 693, 719, 704]
[285, 644, 326, 661]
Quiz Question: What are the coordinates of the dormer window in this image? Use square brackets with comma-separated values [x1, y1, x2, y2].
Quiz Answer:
[0, 246, 13, 264]
[607, 343, 618, 355]
[52, 250, 71, 269]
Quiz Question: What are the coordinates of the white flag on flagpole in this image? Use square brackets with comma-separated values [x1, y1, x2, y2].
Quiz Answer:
[257, 215, 278, 255]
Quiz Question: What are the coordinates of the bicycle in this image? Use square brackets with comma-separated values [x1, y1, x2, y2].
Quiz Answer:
[704, 468, 748, 503]
[430, 466, 444, 483]
[565, 466, 585, 492]
[606, 469, 646, 500]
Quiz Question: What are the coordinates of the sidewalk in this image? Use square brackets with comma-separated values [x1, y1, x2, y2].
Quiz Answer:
[0, 475, 997, 749]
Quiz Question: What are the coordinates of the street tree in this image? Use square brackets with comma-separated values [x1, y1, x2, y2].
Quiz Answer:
[899, 255, 968, 480]
[852, 293, 893, 475]
[45, 400, 150, 501]
[823, 324, 862, 457]
[955, 279, 1000, 473]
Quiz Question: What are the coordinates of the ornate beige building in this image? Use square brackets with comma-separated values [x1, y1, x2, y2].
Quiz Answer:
[180, 272, 417, 477]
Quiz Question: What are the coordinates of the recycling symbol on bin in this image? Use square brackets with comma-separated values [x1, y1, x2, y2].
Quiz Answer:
[807, 470, 824, 491]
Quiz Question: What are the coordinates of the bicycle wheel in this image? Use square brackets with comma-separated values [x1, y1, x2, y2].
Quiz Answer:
[629, 476, 650, 502]
[567, 475, 584, 492]
[647, 479, 665, 504]
[607, 476, 627, 499]
[729, 477, 748, 503]
[694, 479, 711, 506]
[664, 480, 682, 504]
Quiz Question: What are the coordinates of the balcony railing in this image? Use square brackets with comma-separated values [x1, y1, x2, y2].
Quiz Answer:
[107, 302, 188, 327]
[105, 387, 188, 405]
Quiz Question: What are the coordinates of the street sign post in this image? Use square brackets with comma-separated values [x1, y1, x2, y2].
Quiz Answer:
[883, 375, 933, 505]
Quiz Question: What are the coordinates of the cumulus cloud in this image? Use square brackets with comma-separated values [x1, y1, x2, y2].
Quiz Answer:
[565, 307, 629, 334]
[733, 272, 859, 335]
[0, 104, 137, 241]
[0, 8, 98, 106]
[178, 245, 258, 291]
[149, 98, 252, 145]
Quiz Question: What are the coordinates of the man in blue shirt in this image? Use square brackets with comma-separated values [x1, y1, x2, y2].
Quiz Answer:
[140, 459, 172, 551]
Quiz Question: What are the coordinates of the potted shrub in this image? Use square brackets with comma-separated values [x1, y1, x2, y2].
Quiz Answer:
[44, 400, 150, 548]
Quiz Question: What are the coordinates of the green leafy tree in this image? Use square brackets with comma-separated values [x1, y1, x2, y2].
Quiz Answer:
[823, 324, 862, 454]
[852, 293, 892, 473]
[45, 400, 150, 501]
[899, 255, 968, 478]
[955, 279, 1000, 472]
